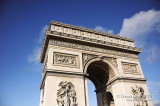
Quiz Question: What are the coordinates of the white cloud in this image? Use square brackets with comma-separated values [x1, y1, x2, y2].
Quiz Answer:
[119, 9, 160, 62]
[28, 25, 48, 64]
[28, 47, 41, 63]
[146, 45, 160, 63]
[119, 9, 160, 39]
[38, 25, 48, 44]
[94, 26, 114, 34]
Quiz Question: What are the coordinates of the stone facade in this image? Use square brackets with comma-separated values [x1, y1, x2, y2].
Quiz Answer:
[39, 21, 153, 106]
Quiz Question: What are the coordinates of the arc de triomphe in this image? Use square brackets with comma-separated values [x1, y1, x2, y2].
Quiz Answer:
[39, 21, 152, 106]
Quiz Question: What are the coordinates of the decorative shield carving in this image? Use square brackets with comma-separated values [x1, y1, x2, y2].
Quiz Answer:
[57, 81, 78, 106]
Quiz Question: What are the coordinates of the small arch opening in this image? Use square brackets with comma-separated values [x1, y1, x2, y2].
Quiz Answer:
[106, 92, 114, 106]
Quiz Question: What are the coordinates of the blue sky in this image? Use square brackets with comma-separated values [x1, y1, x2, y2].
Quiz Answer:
[0, 0, 160, 106]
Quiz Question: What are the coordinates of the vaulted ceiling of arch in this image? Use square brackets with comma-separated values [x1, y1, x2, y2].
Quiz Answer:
[87, 61, 115, 88]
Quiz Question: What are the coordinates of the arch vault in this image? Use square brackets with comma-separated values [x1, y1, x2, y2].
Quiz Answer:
[39, 21, 152, 106]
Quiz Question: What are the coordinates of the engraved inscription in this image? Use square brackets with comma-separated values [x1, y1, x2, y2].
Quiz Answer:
[122, 62, 139, 74]
[57, 81, 78, 106]
[54, 52, 79, 67]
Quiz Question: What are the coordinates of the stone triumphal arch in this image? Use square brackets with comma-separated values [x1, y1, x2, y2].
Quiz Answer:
[39, 21, 152, 106]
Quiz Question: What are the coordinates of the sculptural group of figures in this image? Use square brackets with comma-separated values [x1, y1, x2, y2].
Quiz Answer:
[57, 81, 78, 106]
[55, 54, 77, 66]
[131, 85, 148, 106]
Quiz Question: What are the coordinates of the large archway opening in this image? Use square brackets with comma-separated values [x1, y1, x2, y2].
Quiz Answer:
[86, 60, 115, 106]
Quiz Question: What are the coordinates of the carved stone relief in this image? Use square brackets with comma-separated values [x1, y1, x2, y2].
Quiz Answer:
[131, 85, 148, 106]
[54, 52, 79, 68]
[108, 70, 116, 80]
[82, 53, 118, 68]
[57, 81, 78, 106]
[122, 62, 140, 74]
[49, 40, 138, 59]
[83, 54, 97, 65]
[105, 57, 118, 68]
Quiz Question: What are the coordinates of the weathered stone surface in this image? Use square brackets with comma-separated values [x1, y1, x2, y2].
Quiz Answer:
[39, 21, 153, 106]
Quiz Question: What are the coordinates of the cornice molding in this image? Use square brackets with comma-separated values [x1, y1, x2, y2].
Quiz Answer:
[50, 20, 134, 42]
[40, 21, 142, 63]
[48, 31, 140, 52]
[40, 70, 86, 89]
[41, 38, 139, 62]
[95, 76, 147, 92]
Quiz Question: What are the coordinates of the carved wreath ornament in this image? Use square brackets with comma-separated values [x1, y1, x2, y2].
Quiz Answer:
[57, 81, 78, 106]
[131, 85, 148, 106]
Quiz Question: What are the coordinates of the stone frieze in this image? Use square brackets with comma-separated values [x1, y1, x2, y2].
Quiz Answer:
[54, 52, 79, 68]
[50, 21, 135, 48]
[50, 40, 138, 59]
[122, 62, 140, 74]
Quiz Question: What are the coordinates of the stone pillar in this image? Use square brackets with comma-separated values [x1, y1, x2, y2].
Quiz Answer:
[84, 78, 89, 106]
[41, 72, 87, 106]
[96, 91, 104, 106]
